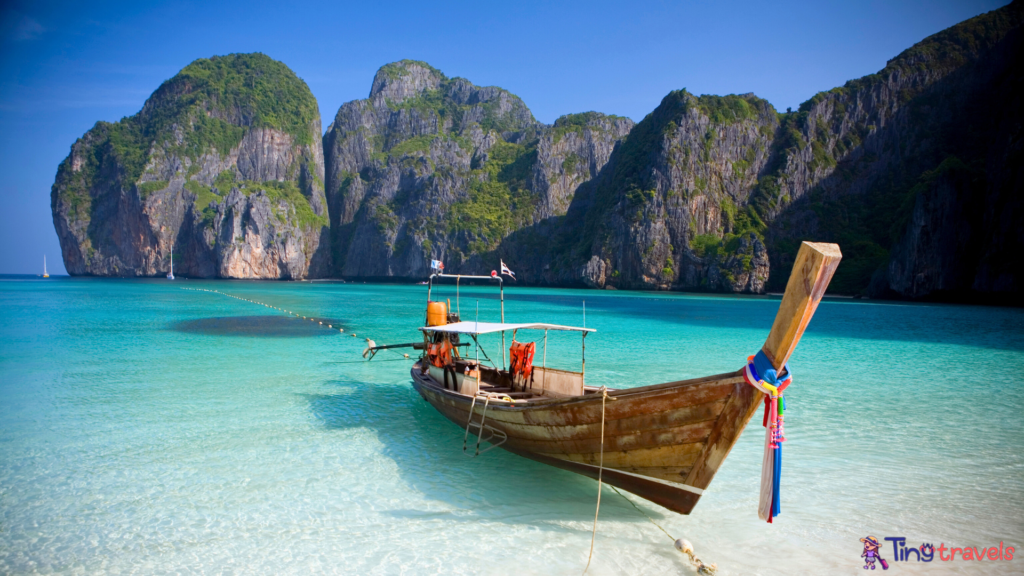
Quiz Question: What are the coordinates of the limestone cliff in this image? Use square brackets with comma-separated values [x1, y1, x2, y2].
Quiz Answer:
[323, 60, 632, 278]
[324, 3, 1022, 299]
[52, 2, 1024, 300]
[499, 0, 1024, 299]
[763, 1, 1024, 300]
[506, 91, 777, 291]
[51, 53, 330, 278]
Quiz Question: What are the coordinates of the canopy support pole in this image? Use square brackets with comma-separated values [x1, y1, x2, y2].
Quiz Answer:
[582, 301, 586, 386]
[500, 280, 506, 371]
[426, 274, 435, 325]
[543, 330, 548, 368]
[470, 334, 495, 368]
[582, 332, 587, 386]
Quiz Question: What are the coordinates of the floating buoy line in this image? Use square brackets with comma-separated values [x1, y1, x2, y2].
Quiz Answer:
[179, 287, 412, 359]
[181, 287, 349, 334]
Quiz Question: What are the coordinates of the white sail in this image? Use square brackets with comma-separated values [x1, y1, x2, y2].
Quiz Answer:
[167, 247, 175, 280]
[43, 255, 49, 278]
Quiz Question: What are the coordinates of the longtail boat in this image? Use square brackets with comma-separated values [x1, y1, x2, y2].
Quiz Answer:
[366, 242, 841, 515]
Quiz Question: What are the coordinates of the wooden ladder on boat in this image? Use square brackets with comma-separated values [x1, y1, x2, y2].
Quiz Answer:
[462, 394, 508, 457]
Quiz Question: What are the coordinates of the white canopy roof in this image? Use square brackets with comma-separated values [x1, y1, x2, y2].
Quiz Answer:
[421, 321, 595, 335]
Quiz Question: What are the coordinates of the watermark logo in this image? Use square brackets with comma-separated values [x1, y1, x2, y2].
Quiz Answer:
[860, 536, 889, 570]
[859, 536, 1015, 569]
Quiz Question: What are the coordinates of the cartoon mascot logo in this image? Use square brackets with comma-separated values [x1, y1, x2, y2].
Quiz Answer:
[861, 536, 889, 570]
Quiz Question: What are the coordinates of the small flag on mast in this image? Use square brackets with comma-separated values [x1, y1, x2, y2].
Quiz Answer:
[500, 260, 516, 280]
[431, 259, 444, 272]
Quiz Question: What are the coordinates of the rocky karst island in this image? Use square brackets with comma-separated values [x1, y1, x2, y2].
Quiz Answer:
[51, 54, 330, 280]
[52, 2, 1023, 302]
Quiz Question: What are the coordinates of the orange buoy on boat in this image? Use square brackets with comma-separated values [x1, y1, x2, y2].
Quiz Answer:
[426, 301, 448, 326]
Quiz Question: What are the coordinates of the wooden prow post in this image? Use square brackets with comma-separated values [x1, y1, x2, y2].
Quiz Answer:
[761, 242, 842, 371]
[681, 242, 841, 497]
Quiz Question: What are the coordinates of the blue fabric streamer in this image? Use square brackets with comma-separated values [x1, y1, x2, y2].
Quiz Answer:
[751, 350, 792, 386]
[772, 442, 782, 518]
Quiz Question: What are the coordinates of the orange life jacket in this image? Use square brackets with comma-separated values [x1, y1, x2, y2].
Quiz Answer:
[509, 341, 536, 380]
[428, 340, 454, 368]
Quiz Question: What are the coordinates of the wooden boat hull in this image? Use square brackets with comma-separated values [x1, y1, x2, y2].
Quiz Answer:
[410, 362, 763, 514]
[404, 241, 843, 516]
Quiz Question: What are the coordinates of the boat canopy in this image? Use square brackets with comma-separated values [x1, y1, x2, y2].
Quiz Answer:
[421, 321, 595, 335]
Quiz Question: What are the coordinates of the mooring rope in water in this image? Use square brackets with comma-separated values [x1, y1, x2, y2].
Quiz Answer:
[583, 386, 608, 575]
[579, 384, 716, 575]
[609, 486, 717, 574]
[609, 485, 674, 541]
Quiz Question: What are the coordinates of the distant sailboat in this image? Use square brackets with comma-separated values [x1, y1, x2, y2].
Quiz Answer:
[43, 255, 49, 278]
[167, 249, 175, 280]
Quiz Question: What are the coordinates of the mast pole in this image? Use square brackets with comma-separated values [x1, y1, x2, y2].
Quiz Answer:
[500, 278, 506, 371]
[427, 274, 435, 325]
[581, 332, 586, 385]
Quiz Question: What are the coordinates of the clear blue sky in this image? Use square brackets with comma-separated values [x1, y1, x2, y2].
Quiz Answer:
[0, 0, 1008, 274]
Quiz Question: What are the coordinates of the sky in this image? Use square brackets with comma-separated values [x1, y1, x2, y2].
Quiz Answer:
[0, 0, 1009, 275]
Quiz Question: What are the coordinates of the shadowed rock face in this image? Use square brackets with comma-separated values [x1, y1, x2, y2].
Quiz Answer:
[761, 2, 1024, 300]
[502, 1, 1023, 297]
[51, 53, 330, 279]
[510, 90, 779, 292]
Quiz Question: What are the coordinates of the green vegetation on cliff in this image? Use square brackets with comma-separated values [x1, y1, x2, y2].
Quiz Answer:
[378, 60, 446, 82]
[566, 90, 688, 257]
[569, 89, 772, 265]
[390, 87, 534, 134]
[137, 180, 168, 199]
[382, 63, 535, 135]
[155, 53, 319, 146]
[551, 112, 626, 143]
[847, 1, 1024, 96]
[696, 94, 764, 125]
[184, 170, 328, 232]
[62, 53, 318, 193]
[54, 51, 323, 258]
[447, 141, 539, 254]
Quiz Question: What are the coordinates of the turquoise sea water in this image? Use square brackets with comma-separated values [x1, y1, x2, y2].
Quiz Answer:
[1, 277, 1022, 575]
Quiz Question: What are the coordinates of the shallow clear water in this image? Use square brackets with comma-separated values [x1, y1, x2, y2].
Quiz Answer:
[1, 277, 1022, 575]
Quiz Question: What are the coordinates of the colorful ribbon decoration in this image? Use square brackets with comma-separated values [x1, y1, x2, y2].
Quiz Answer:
[743, 350, 792, 524]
